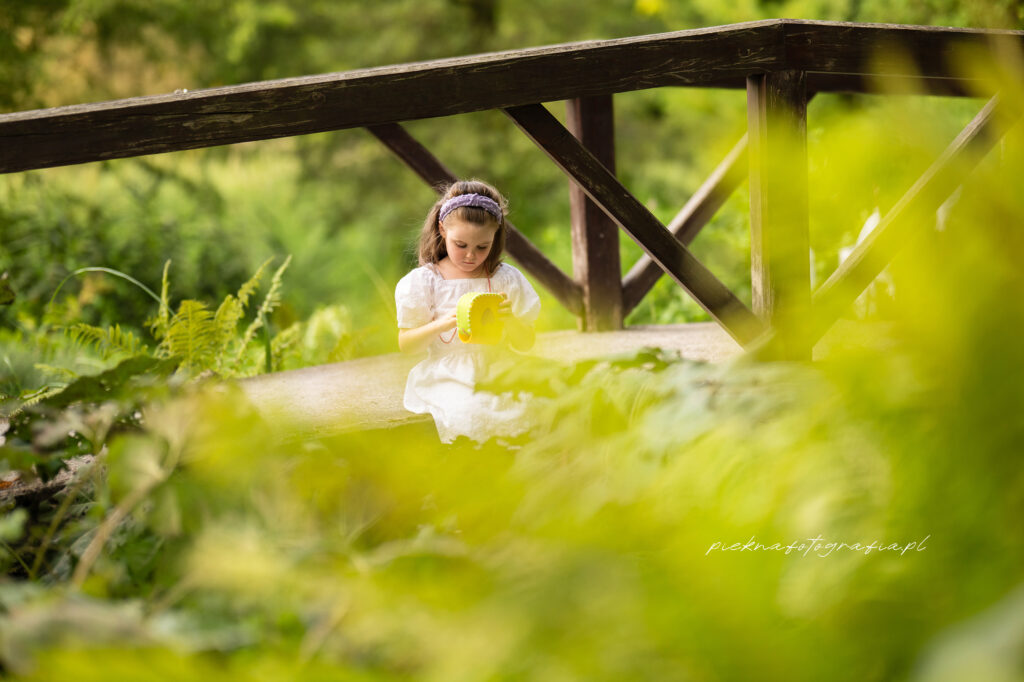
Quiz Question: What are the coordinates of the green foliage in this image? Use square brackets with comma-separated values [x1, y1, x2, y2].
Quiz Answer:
[209, 256, 268, 353]
[61, 256, 299, 379]
[0, 274, 15, 306]
[66, 323, 148, 360]
[162, 300, 217, 374]
[4, 279, 1024, 680]
[235, 255, 291, 367]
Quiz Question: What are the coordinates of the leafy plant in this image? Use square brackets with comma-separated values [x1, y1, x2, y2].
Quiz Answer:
[65, 323, 147, 359]
[65, 256, 293, 379]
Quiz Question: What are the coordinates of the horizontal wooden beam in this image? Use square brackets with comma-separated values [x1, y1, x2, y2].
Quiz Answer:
[366, 122, 584, 317]
[5, 20, 1020, 174]
[622, 133, 748, 315]
[0, 21, 786, 174]
[505, 103, 764, 346]
[784, 21, 1024, 80]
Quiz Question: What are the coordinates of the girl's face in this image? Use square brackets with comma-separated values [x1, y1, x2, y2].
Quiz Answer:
[439, 214, 497, 277]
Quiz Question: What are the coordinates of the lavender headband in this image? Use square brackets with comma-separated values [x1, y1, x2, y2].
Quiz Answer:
[439, 193, 502, 223]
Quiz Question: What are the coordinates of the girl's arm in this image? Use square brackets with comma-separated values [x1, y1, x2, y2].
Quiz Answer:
[398, 311, 457, 354]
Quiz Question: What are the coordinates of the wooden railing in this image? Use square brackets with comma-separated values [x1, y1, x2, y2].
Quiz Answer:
[3, 19, 1022, 359]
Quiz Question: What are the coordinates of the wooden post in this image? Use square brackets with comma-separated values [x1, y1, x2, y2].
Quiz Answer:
[566, 95, 623, 331]
[746, 70, 811, 360]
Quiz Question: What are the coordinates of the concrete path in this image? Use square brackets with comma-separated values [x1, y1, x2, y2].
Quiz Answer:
[239, 323, 743, 437]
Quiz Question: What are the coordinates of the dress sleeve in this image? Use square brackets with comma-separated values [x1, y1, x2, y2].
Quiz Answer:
[501, 264, 542, 323]
[395, 267, 434, 329]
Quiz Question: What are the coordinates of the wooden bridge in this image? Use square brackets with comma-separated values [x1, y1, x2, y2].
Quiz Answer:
[2, 19, 1022, 431]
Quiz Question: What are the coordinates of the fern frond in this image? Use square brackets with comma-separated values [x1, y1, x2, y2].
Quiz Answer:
[213, 294, 245, 374]
[236, 257, 273, 310]
[147, 260, 173, 341]
[271, 321, 301, 354]
[259, 255, 291, 318]
[214, 294, 245, 348]
[10, 386, 66, 416]
[163, 300, 218, 375]
[211, 258, 279, 373]
[266, 323, 301, 374]
[109, 324, 146, 357]
[66, 323, 147, 359]
[66, 322, 108, 349]
[33, 364, 80, 382]
[235, 316, 264, 362]
[236, 255, 292, 361]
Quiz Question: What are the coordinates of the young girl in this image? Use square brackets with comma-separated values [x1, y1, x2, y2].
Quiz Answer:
[395, 180, 541, 444]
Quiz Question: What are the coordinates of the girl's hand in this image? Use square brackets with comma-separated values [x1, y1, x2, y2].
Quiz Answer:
[497, 294, 512, 319]
[398, 311, 458, 353]
[439, 310, 457, 331]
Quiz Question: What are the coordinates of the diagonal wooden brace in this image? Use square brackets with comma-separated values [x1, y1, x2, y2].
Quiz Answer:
[504, 103, 764, 346]
[367, 122, 584, 318]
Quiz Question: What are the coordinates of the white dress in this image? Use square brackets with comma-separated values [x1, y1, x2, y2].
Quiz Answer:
[395, 262, 542, 443]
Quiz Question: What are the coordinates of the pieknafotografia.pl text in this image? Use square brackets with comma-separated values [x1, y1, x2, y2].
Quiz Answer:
[705, 535, 930, 557]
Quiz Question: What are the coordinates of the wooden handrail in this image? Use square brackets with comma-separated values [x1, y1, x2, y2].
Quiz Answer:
[2, 20, 1021, 174]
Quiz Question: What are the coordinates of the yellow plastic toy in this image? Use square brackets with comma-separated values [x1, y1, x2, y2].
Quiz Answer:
[456, 292, 505, 344]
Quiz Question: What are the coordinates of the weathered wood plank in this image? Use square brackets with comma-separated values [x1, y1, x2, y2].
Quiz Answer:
[567, 95, 623, 331]
[4, 20, 1019, 174]
[621, 134, 748, 315]
[0, 21, 786, 174]
[366, 122, 584, 317]
[783, 20, 1024, 79]
[504, 103, 764, 346]
[747, 70, 811, 360]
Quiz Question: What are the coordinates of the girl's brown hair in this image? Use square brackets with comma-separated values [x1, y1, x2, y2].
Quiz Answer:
[418, 179, 507, 276]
